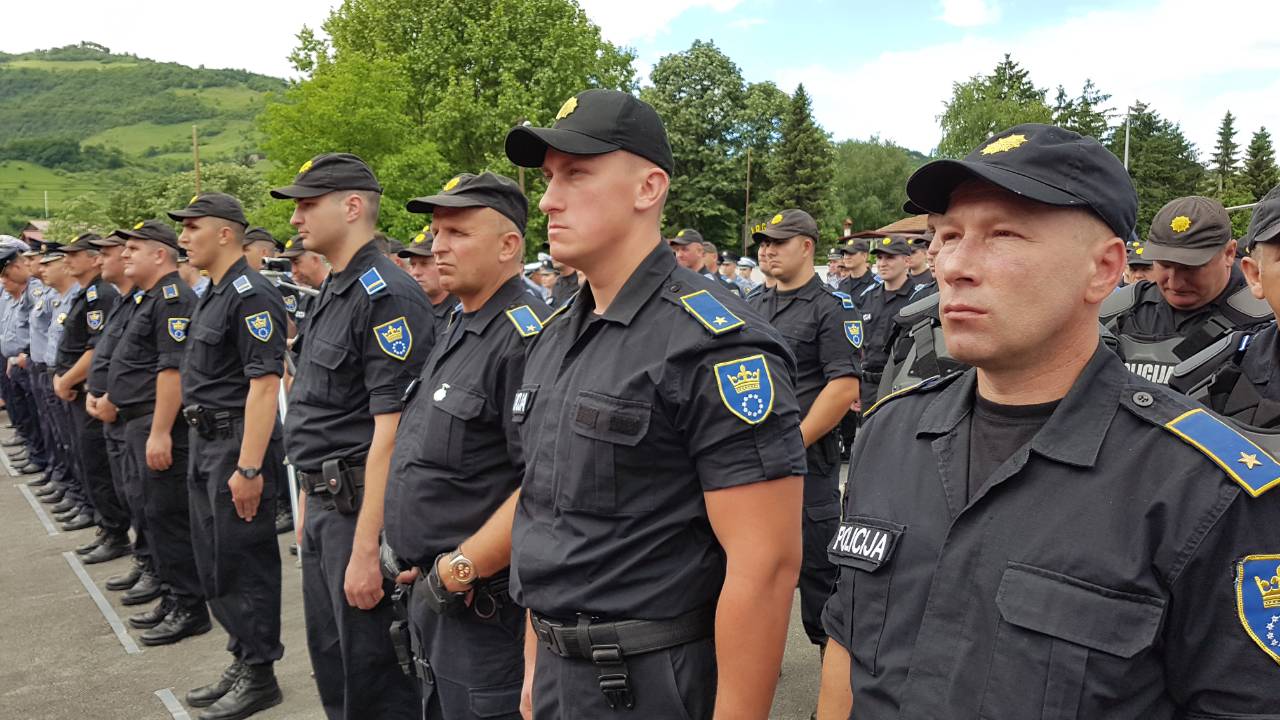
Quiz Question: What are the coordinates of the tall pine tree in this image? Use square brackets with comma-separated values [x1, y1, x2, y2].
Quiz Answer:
[1243, 127, 1279, 201]
[1211, 110, 1240, 193]
[763, 84, 834, 241]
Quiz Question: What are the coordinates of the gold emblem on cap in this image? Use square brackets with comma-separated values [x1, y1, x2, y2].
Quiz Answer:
[1135, 246, 1144, 255]
[413, 233, 426, 244]
[190, 194, 199, 205]
[133, 221, 145, 230]
[771, 213, 783, 224]
[298, 159, 314, 175]
[1171, 215, 1192, 233]
[677, 230, 686, 237]
[555, 96, 579, 121]
[443, 176, 461, 192]
[285, 238, 294, 249]
[882, 237, 892, 245]
[980, 133, 1028, 155]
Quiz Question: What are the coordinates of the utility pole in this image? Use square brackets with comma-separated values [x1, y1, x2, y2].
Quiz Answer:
[742, 147, 752, 254]
[192, 125, 202, 193]
[43, 191, 48, 219]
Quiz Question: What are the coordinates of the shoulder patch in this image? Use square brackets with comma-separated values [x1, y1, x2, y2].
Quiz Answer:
[283, 294, 298, 314]
[864, 375, 947, 418]
[162, 283, 178, 300]
[86, 285, 98, 302]
[831, 290, 855, 310]
[714, 354, 774, 424]
[844, 320, 864, 349]
[167, 317, 190, 342]
[244, 312, 273, 342]
[133, 290, 145, 305]
[1164, 408, 1280, 497]
[506, 305, 543, 338]
[232, 275, 253, 295]
[373, 316, 412, 360]
[87, 310, 103, 330]
[360, 267, 387, 297]
[679, 290, 744, 335]
[1235, 554, 1280, 666]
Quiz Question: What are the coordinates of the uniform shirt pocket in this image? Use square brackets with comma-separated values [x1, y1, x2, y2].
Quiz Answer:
[980, 562, 1165, 720]
[190, 323, 226, 372]
[828, 515, 904, 677]
[424, 384, 486, 468]
[300, 337, 349, 404]
[559, 390, 652, 514]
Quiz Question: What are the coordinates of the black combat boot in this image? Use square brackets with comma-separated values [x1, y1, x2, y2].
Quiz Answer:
[198, 663, 282, 720]
[186, 659, 244, 708]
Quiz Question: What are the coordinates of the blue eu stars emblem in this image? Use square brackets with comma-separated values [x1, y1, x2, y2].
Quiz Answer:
[167, 317, 190, 342]
[244, 311, 273, 342]
[284, 295, 298, 314]
[1235, 555, 1280, 666]
[374, 316, 412, 361]
[844, 320, 863, 348]
[714, 354, 774, 425]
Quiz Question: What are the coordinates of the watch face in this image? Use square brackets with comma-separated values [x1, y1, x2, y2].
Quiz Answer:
[451, 558, 475, 583]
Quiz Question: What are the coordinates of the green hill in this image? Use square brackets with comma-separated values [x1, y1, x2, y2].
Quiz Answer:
[0, 41, 285, 233]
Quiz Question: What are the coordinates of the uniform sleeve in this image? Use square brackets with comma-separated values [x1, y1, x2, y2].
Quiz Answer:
[360, 291, 431, 416]
[233, 290, 287, 380]
[670, 325, 807, 491]
[86, 290, 117, 349]
[1163, 488, 1280, 715]
[153, 295, 193, 371]
[818, 300, 863, 382]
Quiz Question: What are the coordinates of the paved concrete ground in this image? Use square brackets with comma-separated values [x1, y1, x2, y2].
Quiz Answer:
[0, 423, 826, 719]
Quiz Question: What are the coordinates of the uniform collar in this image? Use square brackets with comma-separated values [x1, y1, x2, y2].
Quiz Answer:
[919, 343, 1121, 468]
[455, 275, 535, 336]
[770, 273, 827, 301]
[884, 278, 916, 298]
[328, 240, 383, 296]
[210, 256, 250, 295]
[571, 241, 675, 328]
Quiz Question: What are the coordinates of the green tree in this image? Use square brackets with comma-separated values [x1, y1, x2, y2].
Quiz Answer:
[760, 84, 834, 242]
[825, 138, 925, 236]
[736, 81, 790, 249]
[1211, 110, 1240, 193]
[1105, 102, 1203, 235]
[937, 54, 1052, 158]
[108, 162, 270, 229]
[1051, 79, 1112, 140]
[1243, 127, 1279, 201]
[640, 40, 746, 245]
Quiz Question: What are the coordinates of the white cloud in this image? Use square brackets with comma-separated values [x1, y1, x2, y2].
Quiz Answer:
[938, 0, 1000, 27]
[776, 0, 1280, 156]
[0, 0, 335, 79]
[730, 17, 767, 30]
[577, 0, 744, 45]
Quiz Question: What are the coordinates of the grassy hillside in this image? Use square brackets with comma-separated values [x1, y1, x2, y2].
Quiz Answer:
[0, 42, 284, 233]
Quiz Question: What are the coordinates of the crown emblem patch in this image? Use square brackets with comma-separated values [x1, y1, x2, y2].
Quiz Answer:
[714, 354, 773, 425]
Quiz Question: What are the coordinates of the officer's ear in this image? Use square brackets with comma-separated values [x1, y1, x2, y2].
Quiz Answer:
[1242, 254, 1264, 300]
[632, 161, 669, 214]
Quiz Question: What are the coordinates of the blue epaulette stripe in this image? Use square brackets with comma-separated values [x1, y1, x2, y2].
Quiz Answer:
[1165, 408, 1280, 497]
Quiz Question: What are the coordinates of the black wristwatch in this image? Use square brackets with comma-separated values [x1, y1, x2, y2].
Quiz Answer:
[236, 466, 261, 479]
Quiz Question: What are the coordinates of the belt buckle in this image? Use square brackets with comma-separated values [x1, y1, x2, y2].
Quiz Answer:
[535, 616, 567, 657]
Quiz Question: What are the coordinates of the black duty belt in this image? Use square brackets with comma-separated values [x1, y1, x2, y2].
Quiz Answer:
[182, 405, 243, 440]
[530, 606, 716, 710]
[116, 403, 155, 423]
[297, 458, 367, 515]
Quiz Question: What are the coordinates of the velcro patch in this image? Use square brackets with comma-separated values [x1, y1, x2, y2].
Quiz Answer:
[284, 295, 298, 314]
[1235, 555, 1280, 666]
[828, 516, 904, 572]
[505, 305, 543, 337]
[845, 320, 863, 348]
[86, 285, 98, 302]
[714, 354, 773, 424]
[360, 267, 387, 296]
[680, 289, 744, 335]
[245, 311, 273, 342]
[233, 275, 252, 295]
[374, 316, 411, 361]
[87, 310, 103, 330]
[162, 283, 178, 300]
[167, 317, 190, 342]
[1165, 408, 1280, 497]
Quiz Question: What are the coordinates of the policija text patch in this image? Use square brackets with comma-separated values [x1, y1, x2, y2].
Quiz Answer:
[828, 516, 904, 572]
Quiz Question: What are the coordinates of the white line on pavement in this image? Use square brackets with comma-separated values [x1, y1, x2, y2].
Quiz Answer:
[154, 688, 192, 719]
[15, 483, 59, 535]
[61, 551, 141, 655]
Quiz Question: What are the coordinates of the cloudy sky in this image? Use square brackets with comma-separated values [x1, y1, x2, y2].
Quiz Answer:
[3, 0, 1278, 157]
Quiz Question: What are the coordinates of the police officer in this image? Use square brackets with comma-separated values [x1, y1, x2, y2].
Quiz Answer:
[817, 123, 1280, 719]
[108, 219, 210, 645]
[701, 238, 744, 297]
[24, 243, 75, 503]
[904, 233, 933, 285]
[1124, 238, 1154, 285]
[749, 209, 862, 658]
[1171, 184, 1280, 424]
[836, 238, 876, 303]
[735, 256, 759, 294]
[824, 248, 845, 288]
[855, 235, 916, 407]
[269, 152, 424, 720]
[86, 229, 156, 597]
[669, 229, 706, 272]
[1102, 195, 1272, 385]
[165, 193, 287, 719]
[505, 89, 806, 719]
[549, 258, 579, 309]
[1, 247, 51, 478]
[179, 249, 212, 297]
[397, 229, 457, 338]
[55, 232, 132, 557]
[382, 171, 546, 719]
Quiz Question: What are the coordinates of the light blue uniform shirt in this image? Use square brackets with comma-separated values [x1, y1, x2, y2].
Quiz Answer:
[44, 283, 79, 367]
[1, 278, 43, 358]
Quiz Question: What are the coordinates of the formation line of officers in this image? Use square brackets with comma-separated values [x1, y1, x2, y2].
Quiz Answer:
[3, 87, 1278, 720]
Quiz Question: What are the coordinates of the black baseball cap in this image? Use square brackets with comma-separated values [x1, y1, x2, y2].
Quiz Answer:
[843, 237, 870, 254]
[752, 209, 819, 244]
[905, 123, 1137, 241]
[1245, 184, 1280, 249]
[38, 250, 66, 264]
[278, 235, 306, 259]
[1144, 196, 1231, 266]
[718, 250, 739, 264]
[0, 247, 22, 274]
[167, 192, 249, 227]
[868, 235, 913, 256]
[270, 153, 383, 199]
[1127, 240, 1153, 267]
[405, 172, 528, 234]
[904, 234, 930, 251]
[90, 230, 129, 248]
[668, 229, 703, 246]
[505, 89, 675, 176]
[397, 228, 435, 258]
[62, 232, 101, 253]
[243, 226, 277, 248]
[119, 220, 181, 250]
